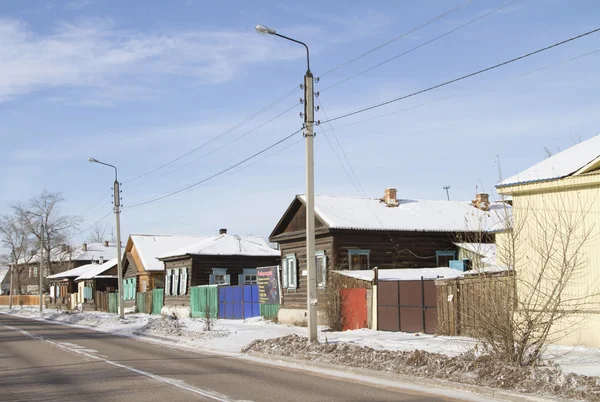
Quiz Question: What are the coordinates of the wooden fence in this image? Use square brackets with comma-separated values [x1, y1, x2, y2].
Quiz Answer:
[435, 271, 515, 336]
[0, 295, 40, 306]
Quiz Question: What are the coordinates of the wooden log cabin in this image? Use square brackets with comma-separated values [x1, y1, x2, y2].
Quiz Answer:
[157, 230, 280, 317]
[269, 188, 507, 324]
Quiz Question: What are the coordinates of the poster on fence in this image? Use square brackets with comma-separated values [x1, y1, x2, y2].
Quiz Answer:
[257, 266, 279, 304]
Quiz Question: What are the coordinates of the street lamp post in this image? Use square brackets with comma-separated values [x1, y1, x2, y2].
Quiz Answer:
[88, 157, 124, 319]
[39, 221, 44, 312]
[255, 24, 318, 343]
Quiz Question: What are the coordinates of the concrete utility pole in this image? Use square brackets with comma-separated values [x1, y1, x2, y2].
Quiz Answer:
[89, 157, 124, 319]
[256, 24, 318, 343]
[39, 222, 44, 312]
[9, 250, 15, 309]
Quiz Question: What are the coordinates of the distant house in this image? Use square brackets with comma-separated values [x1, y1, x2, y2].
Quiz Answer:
[269, 188, 508, 324]
[74, 259, 118, 307]
[11, 242, 117, 295]
[48, 263, 97, 302]
[497, 134, 600, 348]
[0, 265, 9, 295]
[121, 234, 211, 308]
[157, 229, 280, 316]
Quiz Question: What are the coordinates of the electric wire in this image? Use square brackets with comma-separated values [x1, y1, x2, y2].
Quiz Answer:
[317, 0, 474, 79]
[124, 85, 300, 184]
[320, 27, 600, 124]
[75, 211, 113, 238]
[126, 128, 304, 209]
[318, 0, 521, 93]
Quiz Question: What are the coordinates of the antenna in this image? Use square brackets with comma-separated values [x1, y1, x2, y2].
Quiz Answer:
[443, 185, 451, 201]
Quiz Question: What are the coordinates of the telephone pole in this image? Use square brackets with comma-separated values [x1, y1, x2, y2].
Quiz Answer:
[443, 185, 451, 201]
[39, 222, 44, 312]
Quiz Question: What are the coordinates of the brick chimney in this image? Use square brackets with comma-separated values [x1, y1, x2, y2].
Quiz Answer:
[82, 243, 88, 251]
[104, 240, 109, 247]
[472, 193, 490, 211]
[383, 188, 399, 207]
[219, 228, 227, 235]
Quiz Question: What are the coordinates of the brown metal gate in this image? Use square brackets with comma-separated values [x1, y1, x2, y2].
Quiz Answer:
[377, 278, 438, 334]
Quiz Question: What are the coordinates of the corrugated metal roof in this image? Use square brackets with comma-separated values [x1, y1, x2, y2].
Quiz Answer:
[498, 134, 600, 187]
[131, 235, 211, 272]
[297, 195, 509, 233]
[159, 234, 279, 260]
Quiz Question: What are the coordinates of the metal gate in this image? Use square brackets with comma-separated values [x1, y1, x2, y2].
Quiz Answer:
[377, 278, 438, 334]
[219, 285, 260, 319]
[341, 288, 368, 331]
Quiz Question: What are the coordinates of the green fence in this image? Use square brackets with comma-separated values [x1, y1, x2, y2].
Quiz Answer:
[136, 292, 146, 314]
[260, 304, 280, 319]
[152, 288, 164, 315]
[190, 285, 219, 318]
[108, 293, 118, 314]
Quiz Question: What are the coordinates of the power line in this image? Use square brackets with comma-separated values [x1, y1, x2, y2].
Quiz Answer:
[76, 211, 113, 239]
[126, 128, 303, 209]
[124, 85, 300, 184]
[318, 0, 473, 79]
[317, 46, 600, 133]
[126, 101, 301, 191]
[319, 0, 521, 93]
[321, 27, 600, 125]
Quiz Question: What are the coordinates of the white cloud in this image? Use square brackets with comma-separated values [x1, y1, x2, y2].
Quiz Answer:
[0, 17, 303, 103]
[65, 0, 93, 11]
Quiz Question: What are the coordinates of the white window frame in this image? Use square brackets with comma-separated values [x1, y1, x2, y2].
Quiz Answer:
[315, 251, 327, 289]
[242, 268, 257, 285]
[211, 268, 230, 285]
[282, 254, 297, 290]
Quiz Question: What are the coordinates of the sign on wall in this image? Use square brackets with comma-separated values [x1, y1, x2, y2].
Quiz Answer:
[257, 266, 279, 304]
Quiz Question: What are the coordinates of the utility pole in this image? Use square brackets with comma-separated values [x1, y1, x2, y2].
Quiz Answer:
[443, 185, 451, 201]
[39, 222, 44, 312]
[114, 178, 124, 319]
[9, 250, 15, 309]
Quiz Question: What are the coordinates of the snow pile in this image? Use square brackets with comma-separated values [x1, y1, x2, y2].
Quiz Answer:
[244, 335, 600, 401]
[137, 316, 230, 342]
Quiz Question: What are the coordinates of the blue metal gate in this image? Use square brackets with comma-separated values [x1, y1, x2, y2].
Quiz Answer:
[219, 285, 260, 319]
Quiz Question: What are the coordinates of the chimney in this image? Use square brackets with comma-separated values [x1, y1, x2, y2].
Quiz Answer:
[82, 243, 88, 251]
[99, 256, 104, 264]
[383, 188, 399, 207]
[104, 240, 109, 247]
[219, 228, 227, 235]
[472, 193, 490, 211]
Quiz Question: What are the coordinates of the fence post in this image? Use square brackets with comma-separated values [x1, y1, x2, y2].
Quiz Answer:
[396, 280, 401, 331]
[421, 276, 426, 333]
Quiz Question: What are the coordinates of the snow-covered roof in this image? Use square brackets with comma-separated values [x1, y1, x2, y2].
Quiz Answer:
[297, 195, 509, 232]
[47, 263, 97, 280]
[454, 243, 497, 266]
[20, 242, 118, 265]
[159, 234, 279, 260]
[336, 268, 464, 282]
[499, 134, 600, 187]
[0, 266, 8, 283]
[130, 234, 211, 272]
[75, 258, 118, 281]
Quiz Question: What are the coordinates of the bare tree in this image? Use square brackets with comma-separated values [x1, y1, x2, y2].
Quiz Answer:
[0, 214, 35, 298]
[87, 222, 109, 244]
[454, 191, 598, 367]
[11, 191, 81, 277]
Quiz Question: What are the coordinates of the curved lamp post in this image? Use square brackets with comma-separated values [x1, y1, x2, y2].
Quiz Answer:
[255, 24, 317, 343]
[88, 157, 124, 319]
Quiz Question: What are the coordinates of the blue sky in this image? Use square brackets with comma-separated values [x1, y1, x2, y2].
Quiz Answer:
[1, 0, 599, 245]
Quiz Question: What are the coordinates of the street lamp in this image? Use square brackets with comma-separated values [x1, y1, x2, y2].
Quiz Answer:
[88, 157, 124, 319]
[255, 24, 318, 343]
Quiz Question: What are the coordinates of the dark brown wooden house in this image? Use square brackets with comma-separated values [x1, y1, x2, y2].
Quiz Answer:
[157, 230, 280, 315]
[269, 189, 503, 324]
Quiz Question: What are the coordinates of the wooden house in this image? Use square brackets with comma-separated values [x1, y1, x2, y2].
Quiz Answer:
[74, 258, 118, 306]
[269, 188, 508, 324]
[157, 230, 280, 316]
[121, 234, 209, 308]
[47, 262, 96, 303]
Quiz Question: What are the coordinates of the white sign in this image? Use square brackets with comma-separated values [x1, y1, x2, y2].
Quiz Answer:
[301, 269, 307, 277]
[447, 294, 454, 302]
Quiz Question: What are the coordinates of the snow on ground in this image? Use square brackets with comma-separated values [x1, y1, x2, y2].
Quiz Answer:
[2, 306, 600, 378]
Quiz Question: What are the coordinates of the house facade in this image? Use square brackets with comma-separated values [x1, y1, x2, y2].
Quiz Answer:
[157, 230, 280, 316]
[497, 135, 600, 348]
[269, 188, 506, 324]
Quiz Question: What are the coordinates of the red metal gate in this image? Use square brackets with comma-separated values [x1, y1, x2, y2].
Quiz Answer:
[341, 288, 368, 331]
[377, 278, 438, 334]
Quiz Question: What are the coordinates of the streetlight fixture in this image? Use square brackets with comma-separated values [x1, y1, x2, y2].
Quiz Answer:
[255, 24, 318, 343]
[88, 157, 124, 319]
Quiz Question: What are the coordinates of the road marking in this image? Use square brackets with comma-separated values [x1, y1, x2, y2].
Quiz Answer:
[2, 324, 243, 402]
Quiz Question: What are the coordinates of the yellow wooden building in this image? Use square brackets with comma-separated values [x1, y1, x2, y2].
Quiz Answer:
[497, 135, 600, 347]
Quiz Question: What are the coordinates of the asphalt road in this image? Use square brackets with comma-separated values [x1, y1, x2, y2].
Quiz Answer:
[0, 314, 474, 402]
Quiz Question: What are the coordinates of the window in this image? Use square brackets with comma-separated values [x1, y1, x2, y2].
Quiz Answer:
[282, 254, 297, 289]
[315, 251, 327, 288]
[240, 268, 257, 285]
[348, 249, 370, 270]
[436, 251, 456, 267]
[210, 268, 230, 285]
[165, 268, 188, 296]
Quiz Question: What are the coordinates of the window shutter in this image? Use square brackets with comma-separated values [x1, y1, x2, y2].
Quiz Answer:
[165, 269, 172, 296]
[180, 268, 187, 295]
[289, 258, 297, 289]
[224, 274, 231, 285]
[50, 286, 55, 298]
[209, 274, 215, 285]
[132, 278, 137, 299]
[321, 254, 327, 287]
[281, 259, 288, 289]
